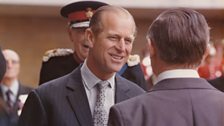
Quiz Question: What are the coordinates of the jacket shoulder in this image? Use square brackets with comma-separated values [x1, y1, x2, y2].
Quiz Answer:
[42, 48, 74, 62]
[19, 84, 33, 94]
[117, 75, 145, 94]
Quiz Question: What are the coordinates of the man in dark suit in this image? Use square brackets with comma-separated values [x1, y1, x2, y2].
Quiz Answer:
[18, 5, 145, 126]
[38, 1, 147, 91]
[0, 49, 32, 126]
[108, 8, 224, 126]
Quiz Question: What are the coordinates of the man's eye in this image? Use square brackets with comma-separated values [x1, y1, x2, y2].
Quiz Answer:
[72, 28, 86, 33]
[12, 60, 19, 64]
[125, 39, 133, 44]
[108, 36, 118, 41]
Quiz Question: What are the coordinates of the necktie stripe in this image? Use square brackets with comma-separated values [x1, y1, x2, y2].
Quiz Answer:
[6, 89, 13, 108]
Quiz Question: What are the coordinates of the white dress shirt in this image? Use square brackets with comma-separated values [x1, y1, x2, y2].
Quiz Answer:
[1, 80, 19, 104]
[81, 60, 115, 116]
[154, 69, 200, 85]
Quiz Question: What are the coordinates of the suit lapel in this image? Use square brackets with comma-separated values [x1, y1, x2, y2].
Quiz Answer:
[115, 75, 130, 103]
[66, 67, 93, 126]
[11, 83, 25, 114]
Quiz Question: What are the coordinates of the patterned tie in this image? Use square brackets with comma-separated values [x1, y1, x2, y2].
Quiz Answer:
[6, 89, 13, 108]
[93, 81, 109, 126]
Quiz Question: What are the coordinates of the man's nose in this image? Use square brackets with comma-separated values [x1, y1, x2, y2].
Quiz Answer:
[116, 39, 125, 51]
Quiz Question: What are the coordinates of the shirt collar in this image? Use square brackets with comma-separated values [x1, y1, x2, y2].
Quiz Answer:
[154, 69, 200, 85]
[81, 60, 115, 90]
[1, 80, 19, 96]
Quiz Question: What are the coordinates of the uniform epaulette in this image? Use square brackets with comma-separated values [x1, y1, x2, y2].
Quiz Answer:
[43, 48, 74, 62]
[127, 54, 140, 67]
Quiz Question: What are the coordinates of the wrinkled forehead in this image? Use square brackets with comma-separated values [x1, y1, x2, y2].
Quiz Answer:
[2, 50, 20, 61]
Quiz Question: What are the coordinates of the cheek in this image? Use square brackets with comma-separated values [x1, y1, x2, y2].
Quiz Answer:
[12, 65, 19, 70]
[126, 45, 133, 54]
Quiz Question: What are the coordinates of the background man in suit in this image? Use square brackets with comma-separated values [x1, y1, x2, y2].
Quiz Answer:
[39, 1, 148, 90]
[0, 49, 32, 126]
[108, 8, 224, 126]
[18, 5, 145, 126]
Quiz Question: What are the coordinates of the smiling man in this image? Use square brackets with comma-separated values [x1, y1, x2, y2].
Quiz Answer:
[38, 1, 147, 91]
[19, 5, 145, 126]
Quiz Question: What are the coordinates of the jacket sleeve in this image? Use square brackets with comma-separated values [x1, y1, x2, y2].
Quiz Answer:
[18, 90, 48, 126]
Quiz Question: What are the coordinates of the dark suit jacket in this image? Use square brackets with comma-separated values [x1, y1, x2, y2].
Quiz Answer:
[0, 84, 32, 126]
[208, 76, 224, 92]
[39, 53, 147, 91]
[0, 98, 8, 126]
[109, 78, 224, 126]
[120, 63, 147, 90]
[19, 66, 145, 126]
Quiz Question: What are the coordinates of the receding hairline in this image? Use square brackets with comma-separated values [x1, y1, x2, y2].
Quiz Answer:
[2, 49, 20, 61]
[99, 5, 135, 24]
[98, 5, 132, 16]
[90, 5, 136, 36]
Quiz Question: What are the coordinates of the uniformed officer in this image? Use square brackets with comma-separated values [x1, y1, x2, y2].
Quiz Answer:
[39, 1, 148, 90]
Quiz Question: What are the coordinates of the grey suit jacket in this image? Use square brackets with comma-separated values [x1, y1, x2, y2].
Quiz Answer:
[109, 78, 224, 126]
[18, 66, 145, 126]
[0, 83, 32, 126]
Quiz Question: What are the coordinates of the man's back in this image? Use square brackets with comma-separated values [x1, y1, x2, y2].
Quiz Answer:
[109, 8, 222, 126]
[109, 78, 224, 126]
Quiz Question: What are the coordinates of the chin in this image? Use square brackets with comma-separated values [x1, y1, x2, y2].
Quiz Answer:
[111, 66, 123, 72]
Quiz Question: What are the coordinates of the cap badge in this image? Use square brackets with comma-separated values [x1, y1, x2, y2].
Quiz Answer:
[85, 8, 93, 19]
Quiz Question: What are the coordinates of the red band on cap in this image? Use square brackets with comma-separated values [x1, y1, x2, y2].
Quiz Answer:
[68, 10, 95, 21]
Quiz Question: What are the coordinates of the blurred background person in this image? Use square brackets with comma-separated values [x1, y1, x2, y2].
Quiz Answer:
[208, 41, 224, 92]
[198, 43, 222, 80]
[0, 49, 32, 126]
[208, 58, 224, 92]
[38, 1, 148, 90]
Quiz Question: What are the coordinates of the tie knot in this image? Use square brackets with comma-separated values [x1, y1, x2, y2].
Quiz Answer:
[97, 81, 109, 89]
[6, 89, 12, 96]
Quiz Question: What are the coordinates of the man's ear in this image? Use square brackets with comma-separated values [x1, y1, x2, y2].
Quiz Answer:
[147, 38, 156, 58]
[85, 28, 94, 48]
[202, 44, 210, 61]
